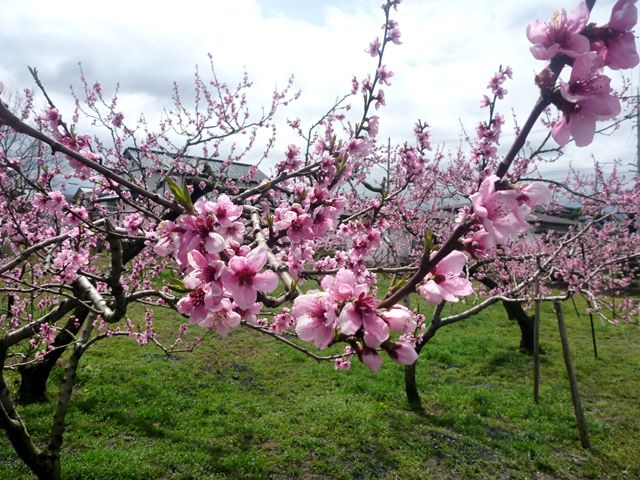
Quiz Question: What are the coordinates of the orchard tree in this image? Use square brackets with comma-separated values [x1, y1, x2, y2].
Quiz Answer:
[0, 0, 639, 478]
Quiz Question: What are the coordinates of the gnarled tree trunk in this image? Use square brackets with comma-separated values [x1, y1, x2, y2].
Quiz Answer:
[18, 308, 87, 403]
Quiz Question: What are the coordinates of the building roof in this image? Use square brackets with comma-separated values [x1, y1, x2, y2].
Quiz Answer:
[122, 147, 268, 183]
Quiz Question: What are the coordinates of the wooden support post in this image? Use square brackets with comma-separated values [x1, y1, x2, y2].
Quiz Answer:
[533, 279, 541, 403]
[580, 243, 598, 357]
[554, 301, 591, 449]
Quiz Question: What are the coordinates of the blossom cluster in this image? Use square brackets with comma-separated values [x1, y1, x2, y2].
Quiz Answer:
[294, 269, 419, 371]
[154, 195, 279, 335]
[528, 0, 638, 146]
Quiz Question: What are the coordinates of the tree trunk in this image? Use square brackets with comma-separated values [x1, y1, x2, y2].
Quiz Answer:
[404, 362, 423, 411]
[3, 421, 60, 479]
[17, 309, 86, 404]
[478, 276, 535, 354]
[503, 301, 535, 354]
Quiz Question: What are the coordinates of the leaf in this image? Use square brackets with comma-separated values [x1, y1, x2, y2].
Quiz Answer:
[422, 231, 433, 259]
[165, 176, 193, 210]
[168, 278, 191, 294]
[386, 275, 407, 297]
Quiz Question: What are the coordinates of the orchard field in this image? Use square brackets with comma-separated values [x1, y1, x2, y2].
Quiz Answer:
[1, 296, 638, 480]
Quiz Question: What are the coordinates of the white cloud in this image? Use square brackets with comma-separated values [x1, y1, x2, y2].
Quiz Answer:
[0, 0, 637, 176]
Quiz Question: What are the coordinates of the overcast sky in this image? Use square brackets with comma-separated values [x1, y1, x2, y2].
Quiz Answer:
[1, 0, 638, 179]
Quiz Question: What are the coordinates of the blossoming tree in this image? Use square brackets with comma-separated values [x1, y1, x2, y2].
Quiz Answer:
[0, 0, 639, 478]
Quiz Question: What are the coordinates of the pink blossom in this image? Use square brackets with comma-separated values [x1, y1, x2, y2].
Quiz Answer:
[364, 115, 380, 138]
[464, 228, 495, 257]
[377, 65, 394, 86]
[292, 291, 337, 349]
[351, 76, 359, 95]
[183, 249, 224, 291]
[52, 248, 89, 282]
[178, 211, 226, 264]
[339, 293, 389, 348]
[356, 345, 382, 372]
[384, 341, 418, 366]
[278, 144, 302, 172]
[235, 301, 263, 325]
[311, 206, 338, 237]
[334, 357, 352, 370]
[527, 2, 590, 60]
[219, 221, 245, 243]
[417, 251, 473, 305]
[551, 53, 621, 147]
[375, 89, 385, 110]
[177, 285, 221, 326]
[321, 269, 367, 303]
[208, 194, 243, 227]
[346, 138, 371, 159]
[63, 206, 89, 227]
[200, 298, 242, 336]
[153, 220, 178, 257]
[379, 305, 417, 333]
[517, 182, 552, 208]
[123, 213, 144, 235]
[111, 112, 124, 127]
[274, 205, 315, 244]
[367, 37, 382, 57]
[470, 175, 531, 243]
[598, 0, 639, 69]
[318, 269, 389, 348]
[386, 21, 402, 45]
[220, 245, 278, 309]
[271, 308, 295, 333]
[34, 191, 67, 214]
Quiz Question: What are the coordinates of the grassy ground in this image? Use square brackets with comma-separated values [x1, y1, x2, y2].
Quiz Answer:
[1, 299, 638, 479]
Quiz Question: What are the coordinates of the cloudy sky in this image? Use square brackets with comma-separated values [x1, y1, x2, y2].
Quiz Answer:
[1, 0, 638, 180]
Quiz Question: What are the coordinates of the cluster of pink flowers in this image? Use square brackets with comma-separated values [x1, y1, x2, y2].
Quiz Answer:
[399, 146, 427, 178]
[40, 108, 98, 177]
[155, 195, 278, 335]
[275, 144, 302, 174]
[528, 0, 638, 147]
[292, 269, 419, 371]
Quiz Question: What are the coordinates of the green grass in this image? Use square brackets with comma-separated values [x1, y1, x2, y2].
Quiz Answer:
[1, 299, 639, 479]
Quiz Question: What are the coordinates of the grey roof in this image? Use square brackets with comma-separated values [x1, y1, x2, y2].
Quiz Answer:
[122, 147, 268, 183]
[528, 212, 577, 226]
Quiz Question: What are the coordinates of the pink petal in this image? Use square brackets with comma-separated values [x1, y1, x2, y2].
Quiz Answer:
[521, 183, 551, 207]
[417, 281, 444, 306]
[568, 112, 596, 147]
[387, 341, 419, 366]
[606, 33, 640, 69]
[187, 250, 209, 270]
[338, 303, 362, 335]
[247, 245, 268, 271]
[441, 277, 473, 298]
[358, 347, 382, 372]
[253, 270, 278, 293]
[362, 314, 389, 348]
[234, 285, 257, 310]
[552, 118, 570, 146]
[205, 233, 225, 254]
[609, 0, 637, 31]
[435, 251, 466, 276]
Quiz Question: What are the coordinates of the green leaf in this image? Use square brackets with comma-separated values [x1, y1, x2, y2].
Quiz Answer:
[422, 231, 433, 259]
[168, 278, 191, 294]
[165, 177, 193, 210]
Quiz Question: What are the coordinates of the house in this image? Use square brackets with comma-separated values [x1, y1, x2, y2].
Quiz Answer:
[121, 147, 268, 196]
